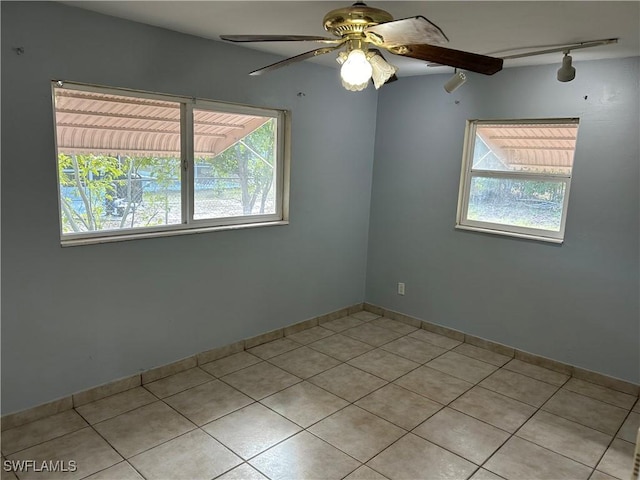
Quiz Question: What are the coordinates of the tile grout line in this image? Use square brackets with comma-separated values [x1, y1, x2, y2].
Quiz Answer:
[222, 395, 366, 480]
[475, 372, 619, 478]
[313, 359, 522, 480]
[81, 384, 205, 478]
[200, 351, 267, 380]
[1, 418, 90, 458]
[103, 335, 638, 480]
[297, 323, 462, 405]
[446, 365, 572, 475]
[200, 401, 374, 480]
[84, 389, 195, 477]
[290, 321, 482, 477]
[541, 387, 635, 434]
[213, 363, 304, 404]
[260, 319, 429, 429]
[236, 336, 632, 480]
[76, 385, 169, 479]
[589, 408, 637, 479]
[563, 378, 639, 409]
[400, 358, 522, 471]
[76, 459, 145, 480]
[366, 305, 639, 397]
[233, 318, 462, 478]
[6, 390, 176, 461]
[141, 367, 215, 402]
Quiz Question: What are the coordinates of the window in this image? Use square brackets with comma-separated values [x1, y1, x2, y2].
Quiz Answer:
[53, 82, 289, 245]
[456, 119, 579, 243]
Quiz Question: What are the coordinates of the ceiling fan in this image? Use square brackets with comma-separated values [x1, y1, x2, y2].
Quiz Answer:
[221, 2, 503, 91]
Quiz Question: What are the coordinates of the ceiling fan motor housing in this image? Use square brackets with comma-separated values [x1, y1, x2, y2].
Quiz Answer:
[323, 3, 393, 37]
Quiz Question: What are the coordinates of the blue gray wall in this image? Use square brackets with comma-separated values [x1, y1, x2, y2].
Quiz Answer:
[1, 2, 377, 414]
[366, 58, 639, 383]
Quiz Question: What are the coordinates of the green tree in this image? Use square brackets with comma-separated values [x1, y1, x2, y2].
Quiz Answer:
[201, 119, 276, 214]
[58, 153, 124, 232]
[138, 157, 181, 226]
[58, 153, 180, 233]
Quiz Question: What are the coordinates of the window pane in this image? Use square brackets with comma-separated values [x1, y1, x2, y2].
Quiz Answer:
[193, 109, 276, 220]
[55, 88, 182, 234]
[472, 123, 578, 175]
[467, 176, 566, 232]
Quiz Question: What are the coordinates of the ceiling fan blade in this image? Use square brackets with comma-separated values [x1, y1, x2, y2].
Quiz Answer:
[249, 45, 342, 76]
[365, 16, 448, 48]
[221, 35, 341, 44]
[390, 44, 503, 75]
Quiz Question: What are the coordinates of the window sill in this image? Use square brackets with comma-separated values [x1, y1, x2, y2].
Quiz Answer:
[455, 224, 564, 244]
[61, 220, 289, 247]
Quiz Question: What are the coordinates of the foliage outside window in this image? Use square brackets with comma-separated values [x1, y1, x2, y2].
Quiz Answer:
[53, 83, 289, 245]
[456, 119, 579, 242]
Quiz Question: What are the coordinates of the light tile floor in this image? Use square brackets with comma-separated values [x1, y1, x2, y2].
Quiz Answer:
[2, 313, 638, 480]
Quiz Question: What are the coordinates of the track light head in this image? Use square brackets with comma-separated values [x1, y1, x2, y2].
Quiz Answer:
[444, 71, 467, 93]
[557, 52, 576, 82]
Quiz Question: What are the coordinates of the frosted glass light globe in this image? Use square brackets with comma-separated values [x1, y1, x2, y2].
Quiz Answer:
[340, 49, 373, 87]
[368, 53, 398, 89]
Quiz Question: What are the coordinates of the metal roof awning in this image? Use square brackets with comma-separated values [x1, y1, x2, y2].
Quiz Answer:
[54, 88, 268, 157]
[476, 123, 579, 173]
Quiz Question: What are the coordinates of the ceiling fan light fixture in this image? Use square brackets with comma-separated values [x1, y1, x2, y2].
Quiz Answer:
[340, 48, 373, 90]
[368, 52, 398, 89]
[557, 51, 576, 82]
[341, 78, 370, 91]
[225, 3, 508, 88]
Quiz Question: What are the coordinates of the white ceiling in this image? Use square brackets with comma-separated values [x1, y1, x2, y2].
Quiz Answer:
[60, 1, 640, 76]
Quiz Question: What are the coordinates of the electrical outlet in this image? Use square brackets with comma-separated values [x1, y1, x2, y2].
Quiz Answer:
[398, 282, 405, 295]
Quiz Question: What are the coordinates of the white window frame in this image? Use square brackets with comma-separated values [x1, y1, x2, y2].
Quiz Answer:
[52, 81, 290, 246]
[455, 118, 579, 243]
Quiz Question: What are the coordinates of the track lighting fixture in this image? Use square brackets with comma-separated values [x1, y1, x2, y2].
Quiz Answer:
[444, 70, 467, 93]
[498, 38, 617, 84]
[557, 51, 576, 82]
